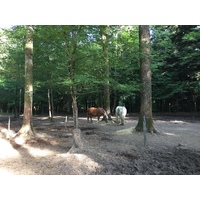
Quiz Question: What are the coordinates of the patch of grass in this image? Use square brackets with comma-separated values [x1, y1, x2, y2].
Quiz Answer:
[116, 127, 133, 135]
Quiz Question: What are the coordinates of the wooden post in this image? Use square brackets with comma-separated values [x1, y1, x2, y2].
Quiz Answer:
[8, 116, 11, 131]
[65, 116, 68, 131]
[143, 115, 147, 146]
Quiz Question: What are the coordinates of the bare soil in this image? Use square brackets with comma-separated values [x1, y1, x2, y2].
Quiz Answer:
[0, 113, 200, 175]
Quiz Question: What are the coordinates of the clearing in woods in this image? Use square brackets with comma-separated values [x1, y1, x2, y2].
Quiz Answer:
[0, 113, 200, 175]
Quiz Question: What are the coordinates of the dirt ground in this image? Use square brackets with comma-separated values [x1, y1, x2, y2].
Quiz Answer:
[0, 113, 200, 175]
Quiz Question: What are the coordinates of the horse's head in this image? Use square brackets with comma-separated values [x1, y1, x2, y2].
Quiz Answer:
[99, 107, 108, 123]
[103, 113, 108, 123]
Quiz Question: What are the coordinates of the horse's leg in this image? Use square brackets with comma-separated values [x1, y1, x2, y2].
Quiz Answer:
[119, 113, 123, 125]
[121, 115, 124, 125]
[87, 115, 92, 123]
[116, 113, 118, 123]
[116, 107, 120, 124]
[120, 115, 125, 125]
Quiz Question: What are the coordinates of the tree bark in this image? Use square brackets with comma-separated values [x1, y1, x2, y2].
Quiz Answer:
[16, 25, 35, 141]
[135, 25, 158, 133]
[71, 91, 79, 129]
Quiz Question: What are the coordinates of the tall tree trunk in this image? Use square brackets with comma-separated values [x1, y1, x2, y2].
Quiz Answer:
[16, 25, 35, 141]
[101, 25, 111, 117]
[70, 85, 84, 151]
[63, 26, 84, 151]
[135, 25, 158, 133]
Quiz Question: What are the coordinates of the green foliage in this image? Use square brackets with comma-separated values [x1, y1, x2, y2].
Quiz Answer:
[151, 25, 200, 112]
[0, 26, 25, 113]
[1, 25, 199, 114]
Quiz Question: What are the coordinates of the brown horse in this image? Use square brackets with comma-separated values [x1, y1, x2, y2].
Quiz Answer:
[87, 107, 108, 123]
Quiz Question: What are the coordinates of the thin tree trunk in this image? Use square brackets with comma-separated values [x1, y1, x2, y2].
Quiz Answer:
[112, 92, 117, 114]
[71, 91, 79, 129]
[51, 87, 54, 119]
[112, 31, 119, 114]
[14, 86, 18, 118]
[16, 25, 35, 141]
[19, 88, 22, 115]
[101, 25, 111, 117]
[69, 85, 84, 152]
[48, 88, 53, 121]
[63, 26, 84, 151]
[135, 25, 158, 133]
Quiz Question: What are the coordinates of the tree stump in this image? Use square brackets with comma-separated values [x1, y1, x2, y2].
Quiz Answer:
[68, 128, 84, 153]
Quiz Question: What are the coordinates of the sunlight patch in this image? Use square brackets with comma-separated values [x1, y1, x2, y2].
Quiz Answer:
[170, 120, 187, 124]
[0, 128, 16, 139]
[0, 138, 20, 159]
[14, 137, 26, 145]
[164, 132, 176, 136]
[58, 153, 102, 173]
[116, 127, 132, 135]
[0, 168, 14, 175]
[25, 146, 55, 157]
[72, 153, 101, 171]
[41, 117, 49, 120]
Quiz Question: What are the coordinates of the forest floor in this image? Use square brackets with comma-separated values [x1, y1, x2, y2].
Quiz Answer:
[0, 113, 200, 175]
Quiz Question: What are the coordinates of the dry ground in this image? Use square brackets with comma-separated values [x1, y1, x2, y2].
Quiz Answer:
[0, 113, 200, 175]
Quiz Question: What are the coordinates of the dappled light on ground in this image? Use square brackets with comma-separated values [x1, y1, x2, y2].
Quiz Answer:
[0, 168, 15, 175]
[116, 127, 133, 135]
[24, 145, 55, 157]
[169, 120, 188, 124]
[163, 132, 176, 136]
[61, 153, 102, 174]
[0, 138, 20, 159]
[0, 114, 200, 174]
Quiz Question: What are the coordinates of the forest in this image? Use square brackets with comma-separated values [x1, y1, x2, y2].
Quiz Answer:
[0, 25, 199, 117]
[0, 25, 200, 176]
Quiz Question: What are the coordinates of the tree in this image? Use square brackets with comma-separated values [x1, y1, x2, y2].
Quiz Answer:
[151, 25, 200, 112]
[109, 26, 140, 112]
[33, 25, 68, 115]
[1, 25, 199, 123]
[135, 25, 158, 133]
[100, 25, 111, 117]
[16, 25, 35, 142]
[0, 26, 25, 115]
[63, 25, 84, 150]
